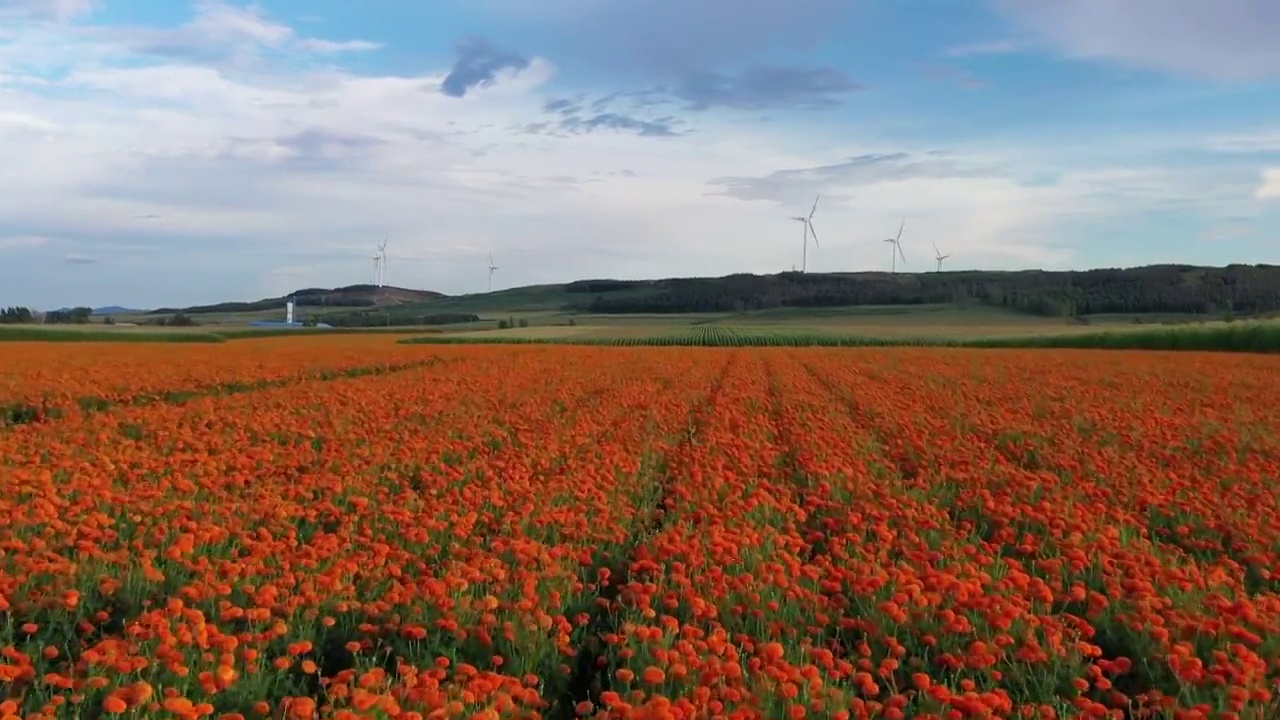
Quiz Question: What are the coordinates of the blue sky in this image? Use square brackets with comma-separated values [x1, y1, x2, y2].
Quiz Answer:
[1, 0, 1278, 309]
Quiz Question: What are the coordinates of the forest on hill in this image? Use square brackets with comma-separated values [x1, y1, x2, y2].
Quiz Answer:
[148, 285, 443, 315]
[575, 265, 1280, 317]
[14, 264, 1272, 328]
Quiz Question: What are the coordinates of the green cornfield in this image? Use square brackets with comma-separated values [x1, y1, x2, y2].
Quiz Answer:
[399, 320, 1280, 352]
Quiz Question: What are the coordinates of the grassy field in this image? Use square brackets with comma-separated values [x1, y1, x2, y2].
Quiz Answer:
[423, 304, 1255, 343]
[10, 302, 1277, 352]
[0, 325, 441, 343]
[405, 316, 1280, 353]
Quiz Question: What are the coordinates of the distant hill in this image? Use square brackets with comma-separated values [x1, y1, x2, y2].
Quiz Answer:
[92, 306, 144, 315]
[149, 284, 445, 316]
[564, 264, 1280, 317]
[150, 264, 1280, 320]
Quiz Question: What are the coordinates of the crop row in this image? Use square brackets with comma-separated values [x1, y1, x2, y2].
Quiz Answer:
[1, 346, 1278, 719]
[0, 337, 440, 422]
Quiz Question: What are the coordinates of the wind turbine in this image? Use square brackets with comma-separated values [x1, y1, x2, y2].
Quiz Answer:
[487, 252, 499, 292]
[933, 242, 952, 272]
[789, 194, 821, 272]
[884, 219, 906, 273]
[372, 236, 388, 287]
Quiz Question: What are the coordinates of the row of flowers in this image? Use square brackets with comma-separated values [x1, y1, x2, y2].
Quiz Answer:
[1, 345, 1277, 719]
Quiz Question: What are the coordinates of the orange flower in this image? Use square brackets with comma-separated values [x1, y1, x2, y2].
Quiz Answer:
[641, 666, 666, 685]
[5, 343, 1280, 719]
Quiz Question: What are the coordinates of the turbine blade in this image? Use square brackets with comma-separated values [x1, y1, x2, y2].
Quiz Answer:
[809, 194, 821, 220]
[808, 223, 819, 247]
[896, 219, 905, 242]
[898, 243, 906, 263]
[932, 241, 940, 256]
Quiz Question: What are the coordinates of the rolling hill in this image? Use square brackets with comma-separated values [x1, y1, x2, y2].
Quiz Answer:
[92, 306, 145, 315]
[148, 284, 445, 316]
[149, 263, 1280, 323]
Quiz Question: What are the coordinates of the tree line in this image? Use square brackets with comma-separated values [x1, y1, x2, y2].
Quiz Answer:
[0, 307, 35, 323]
[580, 265, 1280, 317]
[0, 306, 95, 324]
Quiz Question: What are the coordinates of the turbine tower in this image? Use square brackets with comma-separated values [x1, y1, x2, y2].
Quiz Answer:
[883, 219, 906, 273]
[487, 252, 499, 293]
[789, 194, 821, 273]
[372, 236, 388, 287]
[933, 242, 952, 272]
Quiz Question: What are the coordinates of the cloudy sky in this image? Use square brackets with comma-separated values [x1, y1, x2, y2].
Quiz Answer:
[1, 0, 1279, 309]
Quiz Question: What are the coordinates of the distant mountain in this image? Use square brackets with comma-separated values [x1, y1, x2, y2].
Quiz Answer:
[47, 305, 144, 314]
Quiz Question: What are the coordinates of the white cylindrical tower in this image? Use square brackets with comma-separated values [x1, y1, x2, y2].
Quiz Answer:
[286, 300, 295, 324]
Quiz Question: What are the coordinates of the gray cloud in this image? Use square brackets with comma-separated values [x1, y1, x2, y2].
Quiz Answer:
[108, 35, 234, 65]
[542, 98, 577, 114]
[133, 128, 386, 176]
[993, 0, 1280, 80]
[708, 152, 1007, 204]
[441, 37, 531, 98]
[670, 66, 862, 110]
[561, 112, 679, 137]
[63, 253, 96, 264]
[543, 68, 861, 116]
[530, 67, 858, 138]
[273, 128, 385, 171]
[918, 63, 989, 90]
[531, 95, 682, 137]
[479, 0, 861, 111]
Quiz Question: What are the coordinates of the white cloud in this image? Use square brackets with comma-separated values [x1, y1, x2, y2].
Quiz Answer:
[1257, 169, 1280, 200]
[0, 110, 59, 132]
[0, 0, 100, 22]
[0, 234, 50, 251]
[297, 38, 381, 53]
[943, 39, 1031, 58]
[994, 0, 1280, 80]
[0, 1, 1270, 307]
[1207, 130, 1280, 153]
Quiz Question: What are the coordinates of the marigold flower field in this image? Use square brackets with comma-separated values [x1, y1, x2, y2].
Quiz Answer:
[2, 337, 1279, 720]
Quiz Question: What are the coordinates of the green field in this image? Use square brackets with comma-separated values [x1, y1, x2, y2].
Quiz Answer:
[11, 295, 1279, 353]
[400, 317, 1280, 353]
[415, 303, 1247, 343]
[0, 325, 436, 343]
